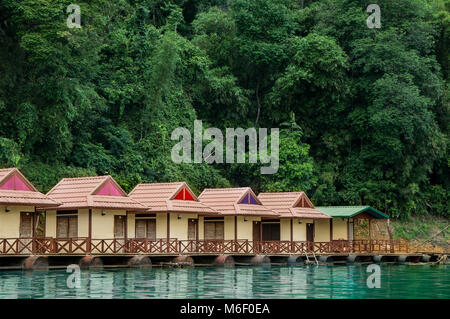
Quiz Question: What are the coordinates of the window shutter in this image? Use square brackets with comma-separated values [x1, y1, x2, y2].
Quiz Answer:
[57, 217, 69, 238]
[147, 220, 156, 240]
[135, 220, 146, 238]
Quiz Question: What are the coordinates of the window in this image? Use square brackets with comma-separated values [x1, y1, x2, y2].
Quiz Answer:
[135, 219, 156, 240]
[57, 213, 78, 238]
[204, 218, 224, 240]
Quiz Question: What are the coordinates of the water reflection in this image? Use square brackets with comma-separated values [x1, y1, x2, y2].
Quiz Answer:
[0, 265, 448, 299]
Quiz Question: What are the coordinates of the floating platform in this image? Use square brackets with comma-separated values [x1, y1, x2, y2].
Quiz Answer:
[0, 252, 447, 270]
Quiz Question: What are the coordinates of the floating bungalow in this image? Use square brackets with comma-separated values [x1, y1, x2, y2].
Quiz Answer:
[316, 206, 390, 241]
[0, 168, 59, 253]
[257, 192, 331, 243]
[128, 182, 219, 241]
[41, 176, 148, 253]
[198, 187, 279, 242]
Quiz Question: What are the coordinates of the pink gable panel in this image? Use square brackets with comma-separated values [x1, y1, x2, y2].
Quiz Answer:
[95, 180, 123, 196]
[0, 173, 33, 191]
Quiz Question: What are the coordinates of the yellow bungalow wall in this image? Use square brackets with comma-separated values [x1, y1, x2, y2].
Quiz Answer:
[280, 219, 291, 241]
[224, 216, 235, 240]
[45, 210, 56, 237]
[314, 219, 331, 242]
[42, 208, 339, 243]
[78, 209, 89, 237]
[91, 209, 126, 239]
[0, 205, 35, 238]
[279, 218, 314, 241]
[156, 213, 167, 239]
[236, 216, 261, 240]
[46, 209, 127, 238]
[169, 213, 198, 240]
[127, 213, 135, 238]
[198, 216, 204, 240]
[293, 218, 313, 241]
[332, 218, 348, 240]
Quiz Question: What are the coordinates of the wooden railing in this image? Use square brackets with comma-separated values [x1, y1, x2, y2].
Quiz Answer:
[0, 238, 410, 255]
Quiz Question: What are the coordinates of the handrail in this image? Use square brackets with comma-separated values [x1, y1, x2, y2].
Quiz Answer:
[0, 238, 412, 255]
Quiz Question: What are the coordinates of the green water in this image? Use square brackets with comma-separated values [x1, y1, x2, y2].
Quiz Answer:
[0, 265, 448, 299]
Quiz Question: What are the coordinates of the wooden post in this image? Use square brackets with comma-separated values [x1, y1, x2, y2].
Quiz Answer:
[32, 208, 37, 254]
[368, 218, 372, 252]
[234, 216, 237, 240]
[125, 211, 128, 253]
[290, 219, 293, 253]
[234, 216, 237, 252]
[259, 220, 262, 241]
[167, 213, 170, 240]
[196, 218, 199, 241]
[167, 213, 170, 253]
[88, 209, 92, 253]
[329, 219, 333, 241]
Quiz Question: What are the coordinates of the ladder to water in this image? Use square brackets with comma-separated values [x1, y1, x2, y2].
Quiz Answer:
[304, 250, 319, 265]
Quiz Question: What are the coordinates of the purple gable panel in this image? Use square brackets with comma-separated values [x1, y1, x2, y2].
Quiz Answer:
[239, 192, 259, 205]
[249, 194, 258, 204]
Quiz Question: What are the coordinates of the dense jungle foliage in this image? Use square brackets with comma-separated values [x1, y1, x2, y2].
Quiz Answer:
[0, 0, 448, 218]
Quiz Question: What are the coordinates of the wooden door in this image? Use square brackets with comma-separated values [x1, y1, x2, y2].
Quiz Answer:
[253, 221, 261, 241]
[306, 223, 314, 242]
[20, 212, 33, 238]
[19, 212, 33, 253]
[114, 215, 125, 238]
[262, 223, 280, 241]
[348, 221, 354, 240]
[188, 219, 197, 240]
[114, 215, 126, 253]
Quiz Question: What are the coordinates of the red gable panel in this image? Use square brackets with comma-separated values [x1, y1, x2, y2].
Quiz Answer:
[0, 173, 33, 191]
[173, 187, 195, 201]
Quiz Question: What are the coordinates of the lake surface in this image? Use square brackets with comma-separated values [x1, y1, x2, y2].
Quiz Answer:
[0, 264, 448, 299]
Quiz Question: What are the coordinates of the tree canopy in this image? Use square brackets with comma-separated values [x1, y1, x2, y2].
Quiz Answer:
[0, 0, 448, 218]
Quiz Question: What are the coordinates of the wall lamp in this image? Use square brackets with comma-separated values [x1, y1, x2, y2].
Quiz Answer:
[5, 206, 11, 212]
[298, 220, 302, 224]
[178, 214, 182, 219]
[244, 217, 248, 222]
[101, 211, 107, 216]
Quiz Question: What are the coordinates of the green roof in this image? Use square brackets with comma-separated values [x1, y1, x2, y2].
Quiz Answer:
[315, 206, 389, 219]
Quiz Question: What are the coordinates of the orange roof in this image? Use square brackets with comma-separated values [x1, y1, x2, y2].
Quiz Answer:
[0, 168, 59, 207]
[258, 192, 330, 219]
[129, 182, 218, 215]
[44, 175, 148, 211]
[198, 187, 279, 217]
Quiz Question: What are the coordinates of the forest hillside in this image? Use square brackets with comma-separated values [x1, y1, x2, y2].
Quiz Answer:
[0, 0, 448, 220]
